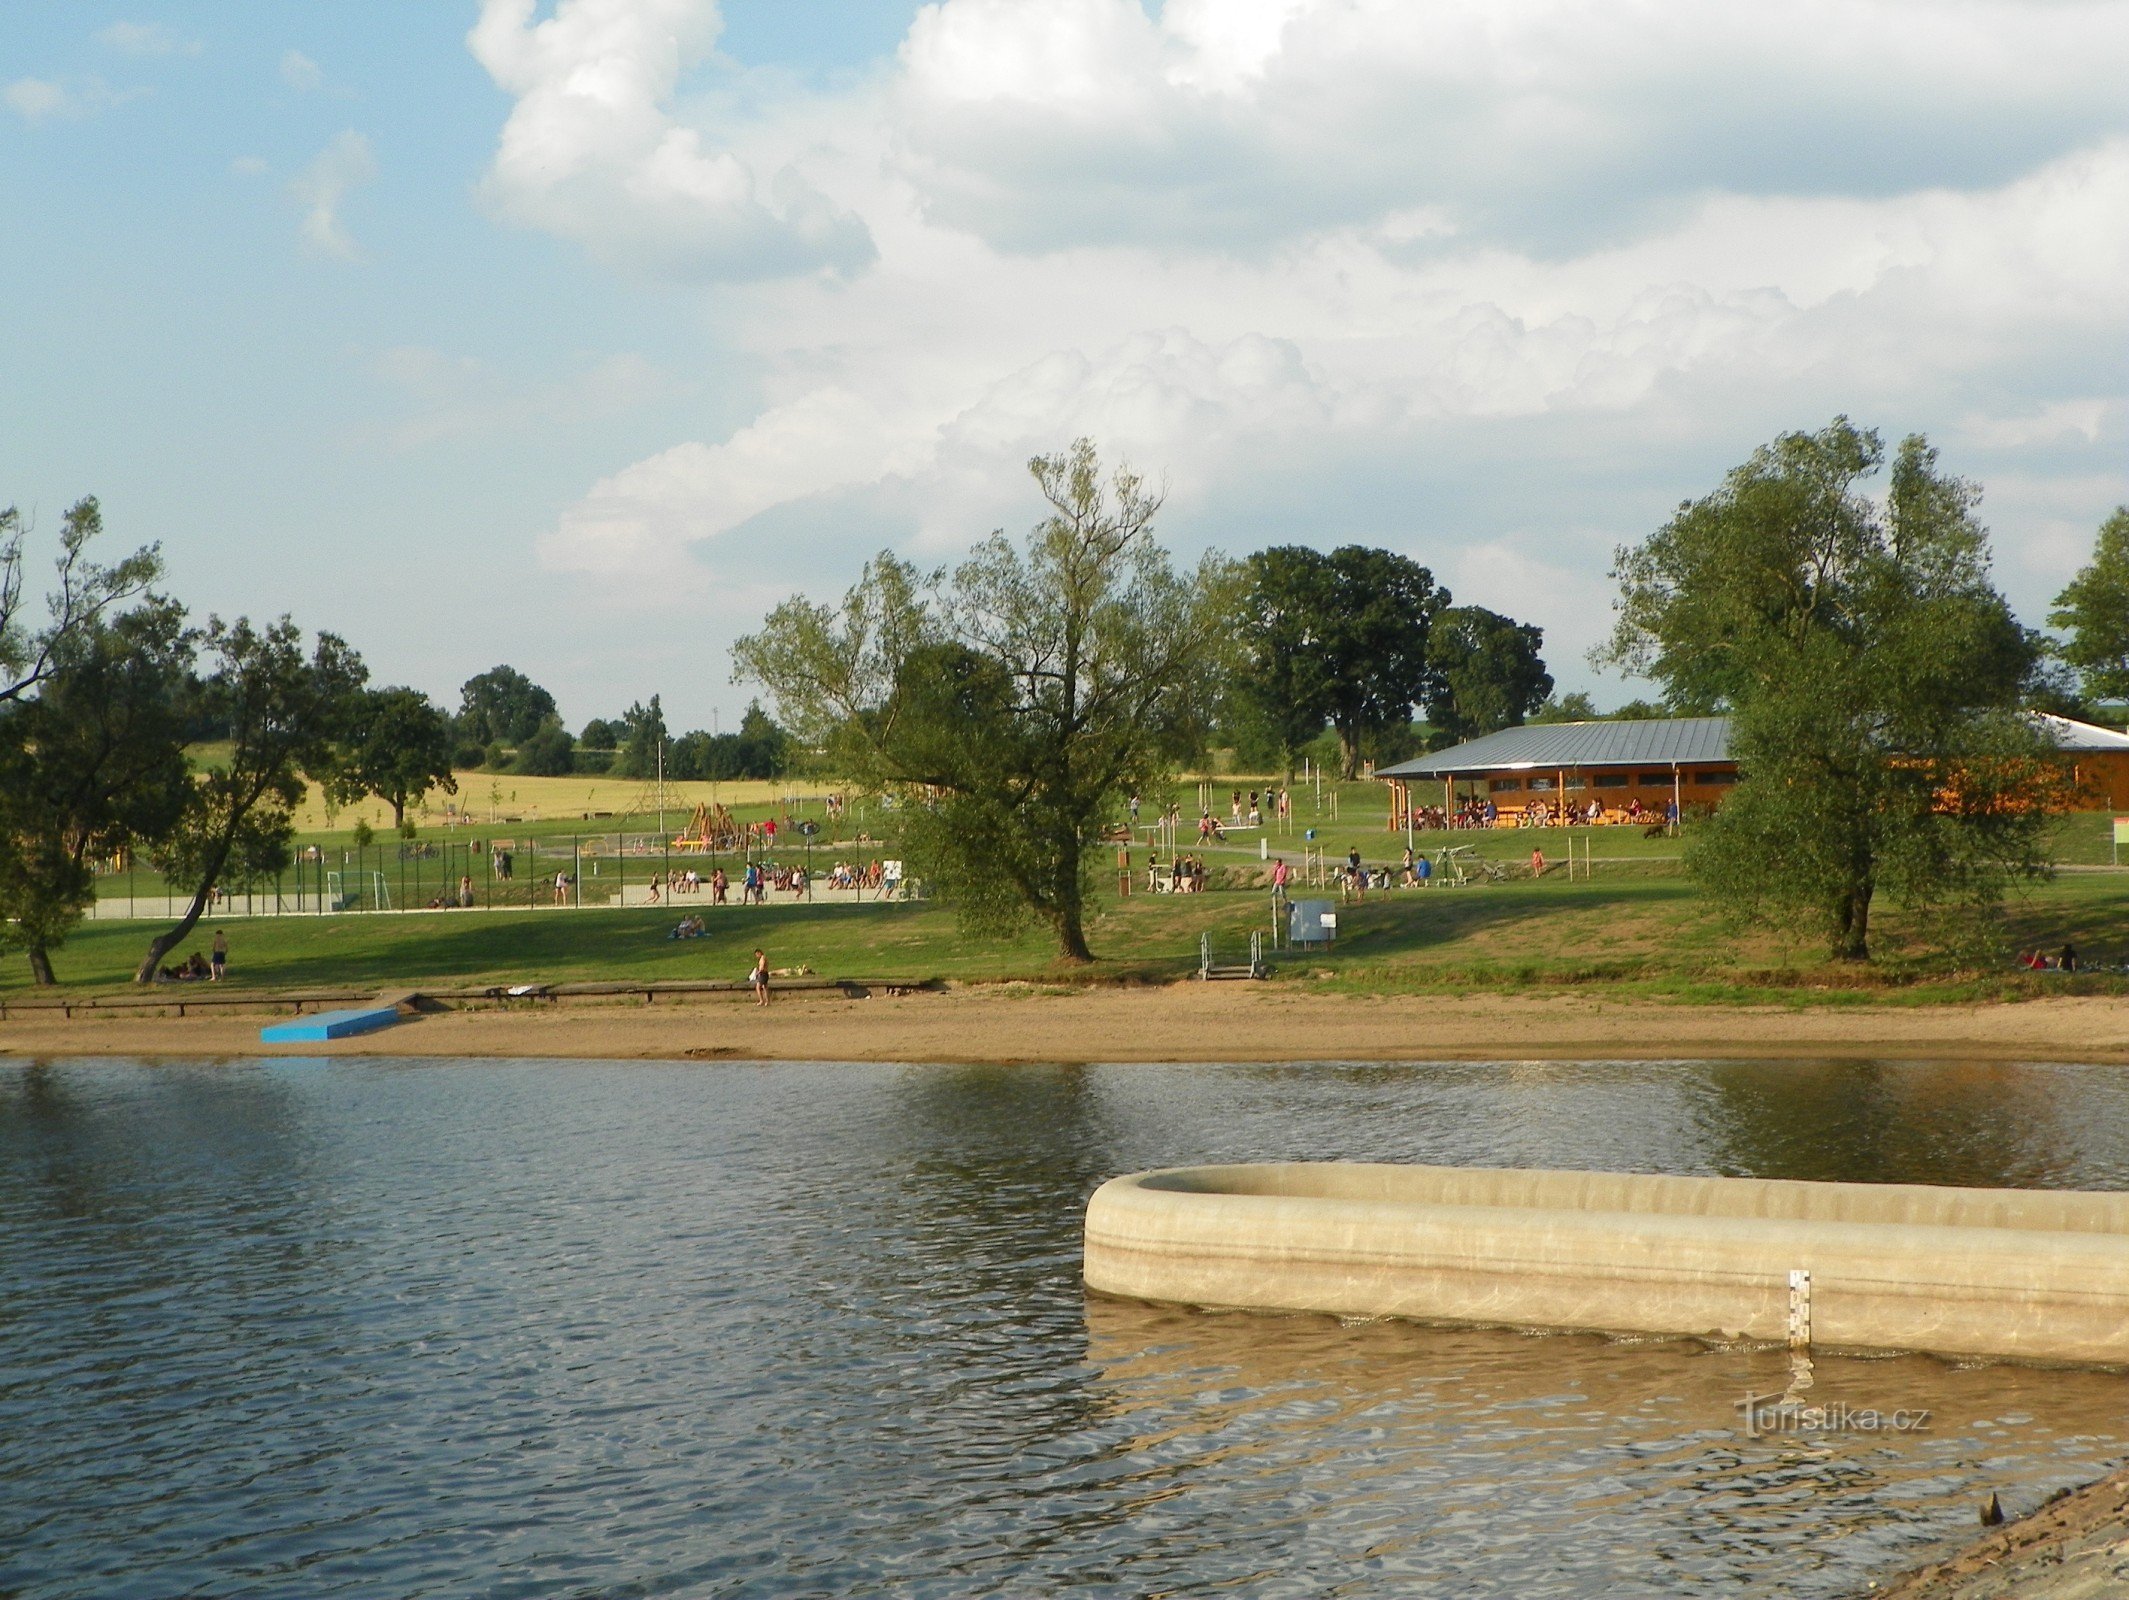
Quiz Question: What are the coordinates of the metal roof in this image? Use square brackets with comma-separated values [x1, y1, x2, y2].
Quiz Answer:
[1377, 717, 1732, 777]
[2036, 713, 2129, 752]
[1378, 712, 2129, 778]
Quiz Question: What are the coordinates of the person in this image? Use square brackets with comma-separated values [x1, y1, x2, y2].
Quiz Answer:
[1346, 845, 1364, 902]
[1531, 846, 1546, 878]
[210, 929, 228, 981]
[554, 870, 570, 906]
[1270, 856, 1290, 894]
[458, 874, 475, 908]
[1129, 793, 1141, 826]
[1401, 844, 1416, 886]
[184, 950, 209, 979]
[711, 866, 728, 904]
[2061, 943, 2080, 972]
[646, 871, 662, 906]
[750, 947, 770, 1007]
[1416, 854, 1431, 886]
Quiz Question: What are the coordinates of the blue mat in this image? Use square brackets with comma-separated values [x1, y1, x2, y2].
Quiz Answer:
[260, 1005, 403, 1043]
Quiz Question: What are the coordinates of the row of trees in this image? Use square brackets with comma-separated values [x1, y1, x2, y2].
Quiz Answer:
[0, 500, 435, 983]
[453, 668, 790, 781]
[735, 442, 1561, 960]
[0, 503, 788, 985]
[738, 431, 2129, 966]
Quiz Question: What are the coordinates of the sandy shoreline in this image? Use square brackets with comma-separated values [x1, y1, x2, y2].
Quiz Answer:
[6, 983, 2129, 1063]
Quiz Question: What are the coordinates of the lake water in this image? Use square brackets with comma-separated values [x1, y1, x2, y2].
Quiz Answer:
[6, 1056, 2129, 1599]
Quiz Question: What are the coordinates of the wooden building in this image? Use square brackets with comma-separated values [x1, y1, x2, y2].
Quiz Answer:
[1377, 714, 2129, 827]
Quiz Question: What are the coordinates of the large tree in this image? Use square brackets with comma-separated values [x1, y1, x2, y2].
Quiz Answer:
[136, 618, 367, 983]
[456, 664, 557, 747]
[735, 440, 1233, 962]
[2049, 506, 2129, 704]
[1237, 544, 1448, 777]
[1424, 605, 1553, 747]
[0, 599, 194, 984]
[329, 686, 457, 828]
[1604, 418, 2056, 961]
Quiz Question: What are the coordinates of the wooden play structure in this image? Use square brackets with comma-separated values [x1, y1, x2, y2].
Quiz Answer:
[670, 802, 744, 853]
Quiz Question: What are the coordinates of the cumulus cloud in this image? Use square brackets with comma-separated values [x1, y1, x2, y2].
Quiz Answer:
[466, 0, 874, 282]
[98, 21, 201, 58]
[893, 0, 2129, 255]
[468, 0, 2129, 703]
[289, 130, 376, 257]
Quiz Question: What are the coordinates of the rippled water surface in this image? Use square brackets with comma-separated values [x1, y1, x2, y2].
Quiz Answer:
[7, 1056, 2129, 1598]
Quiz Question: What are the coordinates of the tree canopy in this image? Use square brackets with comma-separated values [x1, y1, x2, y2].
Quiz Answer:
[1604, 418, 2055, 960]
[735, 439, 1232, 962]
[2049, 506, 2129, 704]
[0, 598, 194, 984]
[1423, 605, 1553, 747]
[456, 664, 557, 747]
[1236, 544, 1448, 777]
[137, 617, 367, 983]
[328, 685, 456, 827]
[0, 497, 160, 706]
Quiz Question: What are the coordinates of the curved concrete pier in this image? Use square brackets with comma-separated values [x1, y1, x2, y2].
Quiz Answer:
[1083, 1163, 2129, 1365]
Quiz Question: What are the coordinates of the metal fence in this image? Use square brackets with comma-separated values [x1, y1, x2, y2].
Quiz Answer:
[89, 830, 899, 919]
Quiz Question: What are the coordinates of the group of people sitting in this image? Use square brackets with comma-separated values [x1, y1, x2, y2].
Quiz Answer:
[826, 859, 887, 891]
[1149, 853, 1210, 893]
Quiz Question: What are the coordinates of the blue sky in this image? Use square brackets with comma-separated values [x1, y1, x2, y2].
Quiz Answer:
[6, 0, 2128, 734]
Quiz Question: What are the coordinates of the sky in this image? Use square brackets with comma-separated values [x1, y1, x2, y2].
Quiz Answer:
[5, 0, 2128, 735]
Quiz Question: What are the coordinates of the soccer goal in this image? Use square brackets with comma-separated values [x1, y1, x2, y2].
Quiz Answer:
[326, 870, 393, 912]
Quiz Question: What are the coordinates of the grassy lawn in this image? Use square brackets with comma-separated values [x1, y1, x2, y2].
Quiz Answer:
[19, 853, 2129, 1003]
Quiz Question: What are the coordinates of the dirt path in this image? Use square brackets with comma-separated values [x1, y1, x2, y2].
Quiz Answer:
[8, 984, 2129, 1063]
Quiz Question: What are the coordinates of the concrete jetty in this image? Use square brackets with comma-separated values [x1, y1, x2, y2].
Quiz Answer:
[1084, 1163, 2129, 1365]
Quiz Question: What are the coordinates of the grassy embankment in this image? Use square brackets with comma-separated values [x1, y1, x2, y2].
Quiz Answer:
[19, 786, 2129, 1003]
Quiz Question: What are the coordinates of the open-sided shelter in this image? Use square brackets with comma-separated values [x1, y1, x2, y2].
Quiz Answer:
[1377, 714, 2129, 828]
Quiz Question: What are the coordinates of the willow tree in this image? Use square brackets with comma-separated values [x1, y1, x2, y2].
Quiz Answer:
[1603, 418, 2056, 961]
[734, 440, 1234, 962]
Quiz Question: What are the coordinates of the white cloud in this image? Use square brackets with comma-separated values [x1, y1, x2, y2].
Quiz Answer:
[892, 0, 2129, 255]
[4, 75, 135, 123]
[279, 49, 323, 92]
[467, 0, 2129, 705]
[4, 78, 71, 122]
[466, 0, 874, 281]
[289, 130, 376, 258]
[97, 21, 200, 58]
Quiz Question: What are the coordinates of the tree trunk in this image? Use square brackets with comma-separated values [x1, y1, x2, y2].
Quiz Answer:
[1335, 719, 1361, 781]
[135, 878, 216, 983]
[1831, 879, 1873, 961]
[391, 795, 406, 829]
[1054, 902, 1095, 964]
[27, 943, 56, 986]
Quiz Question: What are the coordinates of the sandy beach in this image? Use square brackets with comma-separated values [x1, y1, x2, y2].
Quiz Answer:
[7, 982, 2129, 1064]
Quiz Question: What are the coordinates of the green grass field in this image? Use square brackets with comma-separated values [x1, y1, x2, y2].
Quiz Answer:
[20, 846, 2129, 1004]
[29, 761, 2129, 1001]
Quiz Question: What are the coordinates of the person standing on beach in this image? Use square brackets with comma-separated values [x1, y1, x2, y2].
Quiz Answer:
[210, 930, 228, 981]
[750, 947, 770, 1007]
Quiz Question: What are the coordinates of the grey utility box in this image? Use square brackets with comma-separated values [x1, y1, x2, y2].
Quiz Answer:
[1288, 899, 1338, 946]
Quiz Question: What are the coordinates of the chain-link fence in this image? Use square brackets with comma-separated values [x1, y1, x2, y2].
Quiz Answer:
[88, 829, 903, 919]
